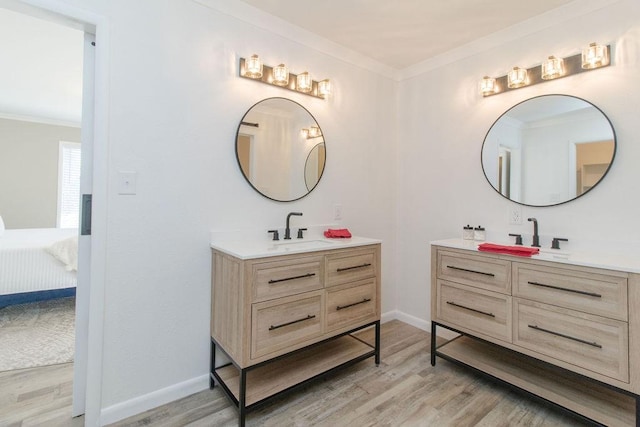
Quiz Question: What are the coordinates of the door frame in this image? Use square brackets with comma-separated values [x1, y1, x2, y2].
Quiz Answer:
[0, 1, 109, 425]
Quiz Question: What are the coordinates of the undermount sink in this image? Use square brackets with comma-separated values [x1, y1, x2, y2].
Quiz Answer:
[273, 239, 337, 250]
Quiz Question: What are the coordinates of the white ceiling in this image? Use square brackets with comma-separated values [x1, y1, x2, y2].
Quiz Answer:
[0, 8, 83, 126]
[239, 0, 575, 70]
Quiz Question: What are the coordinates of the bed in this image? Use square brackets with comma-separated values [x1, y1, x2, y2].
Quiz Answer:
[0, 228, 78, 308]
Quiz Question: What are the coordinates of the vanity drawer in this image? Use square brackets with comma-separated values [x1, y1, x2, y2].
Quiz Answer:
[437, 250, 511, 294]
[251, 291, 323, 359]
[513, 298, 629, 382]
[326, 278, 377, 332]
[325, 249, 376, 287]
[436, 280, 512, 342]
[252, 255, 323, 302]
[513, 263, 628, 321]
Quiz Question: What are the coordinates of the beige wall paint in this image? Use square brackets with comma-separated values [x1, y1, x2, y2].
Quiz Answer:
[0, 118, 81, 229]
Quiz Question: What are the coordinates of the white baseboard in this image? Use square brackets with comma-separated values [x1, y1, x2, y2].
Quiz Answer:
[382, 310, 459, 340]
[99, 374, 209, 426]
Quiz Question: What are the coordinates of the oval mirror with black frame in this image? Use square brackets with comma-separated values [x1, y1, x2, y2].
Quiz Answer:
[236, 97, 326, 202]
[481, 94, 616, 207]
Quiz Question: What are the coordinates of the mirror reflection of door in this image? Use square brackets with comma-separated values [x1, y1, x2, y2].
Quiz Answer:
[304, 143, 325, 191]
[498, 147, 510, 198]
[575, 140, 614, 195]
[237, 134, 251, 180]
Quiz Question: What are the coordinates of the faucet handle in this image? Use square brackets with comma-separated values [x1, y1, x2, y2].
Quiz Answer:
[551, 237, 568, 249]
[508, 233, 523, 245]
[268, 229, 280, 241]
[297, 228, 307, 239]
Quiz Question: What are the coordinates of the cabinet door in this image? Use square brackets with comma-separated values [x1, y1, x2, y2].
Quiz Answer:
[436, 280, 512, 342]
[326, 249, 376, 287]
[513, 262, 628, 321]
[251, 291, 324, 359]
[513, 298, 629, 382]
[437, 250, 511, 294]
[326, 279, 377, 332]
[252, 255, 323, 302]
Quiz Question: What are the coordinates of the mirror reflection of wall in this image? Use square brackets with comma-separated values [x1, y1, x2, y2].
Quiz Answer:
[236, 98, 326, 202]
[482, 95, 615, 207]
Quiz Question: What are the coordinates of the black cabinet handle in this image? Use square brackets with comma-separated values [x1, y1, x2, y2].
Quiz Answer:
[528, 324, 602, 348]
[269, 315, 316, 331]
[337, 298, 372, 311]
[268, 273, 316, 284]
[446, 301, 495, 318]
[527, 281, 602, 298]
[446, 265, 495, 277]
[336, 263, 371, 272]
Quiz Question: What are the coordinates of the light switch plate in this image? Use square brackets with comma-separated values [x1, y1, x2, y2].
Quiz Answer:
[118, 171, 137, 195]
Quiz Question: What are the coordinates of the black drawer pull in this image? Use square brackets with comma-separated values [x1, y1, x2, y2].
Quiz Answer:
[336, 263, 372, 272]
[268, 273, 316, 284]
[527, 281, 602, 298]
[337, 298, 372, 311]
[446, 301, 495, 318]
[527, 324, 602, 348]
[447, 265, 495, 277]
[269, 314, 316, 331]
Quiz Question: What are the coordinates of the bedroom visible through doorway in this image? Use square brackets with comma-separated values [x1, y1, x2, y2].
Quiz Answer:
[0, 7, 84, 378]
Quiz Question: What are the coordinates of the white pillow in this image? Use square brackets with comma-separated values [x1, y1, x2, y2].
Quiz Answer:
[0, 215, 4, 237]
[46, 236, 78, 271]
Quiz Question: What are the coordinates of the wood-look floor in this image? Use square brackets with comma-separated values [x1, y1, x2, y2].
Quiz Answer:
[1, 320, 589, 426]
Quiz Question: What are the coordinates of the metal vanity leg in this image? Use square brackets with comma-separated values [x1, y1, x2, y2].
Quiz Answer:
[375, 320, 381, 365]
[239, 369, 247, 427]
[430, 322, 436, 366]
[210, 340, 215, 389]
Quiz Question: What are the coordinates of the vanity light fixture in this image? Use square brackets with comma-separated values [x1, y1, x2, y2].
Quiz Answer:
[238, 55, 331, 100]
[272, 64, 289, 86]
[243, 54, 263, 79]
[318, 79, 332, 97]
[301, 128, 310, 139]
[541, 56, 564, 80]
[480, 76, 497, 96]
[582, 42, 609, 69]
[308, 126, 321, 138]
[507, 67, 527, 88]
[480, 43, 611, 97]
[297, 72, 312, 93]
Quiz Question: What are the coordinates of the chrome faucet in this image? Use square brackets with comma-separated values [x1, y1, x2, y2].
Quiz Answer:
[284, 212, 303, 240]
[528, 217, 540, 247]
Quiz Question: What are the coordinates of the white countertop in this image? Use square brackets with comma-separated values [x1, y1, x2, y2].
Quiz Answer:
[431, 238, 640, 274]
[211, 235, 381, 260]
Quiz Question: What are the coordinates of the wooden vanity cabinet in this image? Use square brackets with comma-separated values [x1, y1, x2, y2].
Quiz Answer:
[431, 245, 640, 427]
[211, 244, 381, 426]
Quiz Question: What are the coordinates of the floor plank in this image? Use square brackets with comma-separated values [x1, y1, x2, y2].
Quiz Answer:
[0, 320, 592, 426]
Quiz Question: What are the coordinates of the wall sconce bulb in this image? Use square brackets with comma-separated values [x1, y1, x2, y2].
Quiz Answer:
[541, 56, 564, 80]
[507, 67, 527, 88]
[582, 42, 609, 69]
[244, 54, 263, 79]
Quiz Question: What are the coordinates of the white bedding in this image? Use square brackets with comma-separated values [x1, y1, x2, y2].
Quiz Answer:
[0, 228, 78, 296]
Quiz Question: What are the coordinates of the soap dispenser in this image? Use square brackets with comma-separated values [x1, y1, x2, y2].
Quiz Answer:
[463, 225, 474, 240]
[474, 226, 486, 241]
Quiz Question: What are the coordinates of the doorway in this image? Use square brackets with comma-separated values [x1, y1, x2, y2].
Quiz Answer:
[0, 2, 105, 422]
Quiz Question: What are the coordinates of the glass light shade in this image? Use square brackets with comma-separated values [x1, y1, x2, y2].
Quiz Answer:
[507, 67, 527, 89]
[297, 71, 312, 93]
[301, 128, 309, 139]
[272, 64, 289, 86]
[582, 42, 608, 69]
[318, 79, 331, 97]
[541, 56, 564, 80]
[480, 76, 497, 96]
[244, 54, 263, 79]
[308, 126, 321, 138]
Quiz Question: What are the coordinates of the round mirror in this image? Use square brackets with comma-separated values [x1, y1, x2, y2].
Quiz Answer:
[481, 94, 616, 207]
[236, 98, 326, 202]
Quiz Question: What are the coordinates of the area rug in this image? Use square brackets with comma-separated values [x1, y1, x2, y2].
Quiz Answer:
[0, 297, 75, 372]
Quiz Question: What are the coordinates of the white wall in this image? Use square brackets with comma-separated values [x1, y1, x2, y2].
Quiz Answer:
[47, 0, 397, 419]
[397, 0, 640, 324]
[0, 118, 80, 228]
